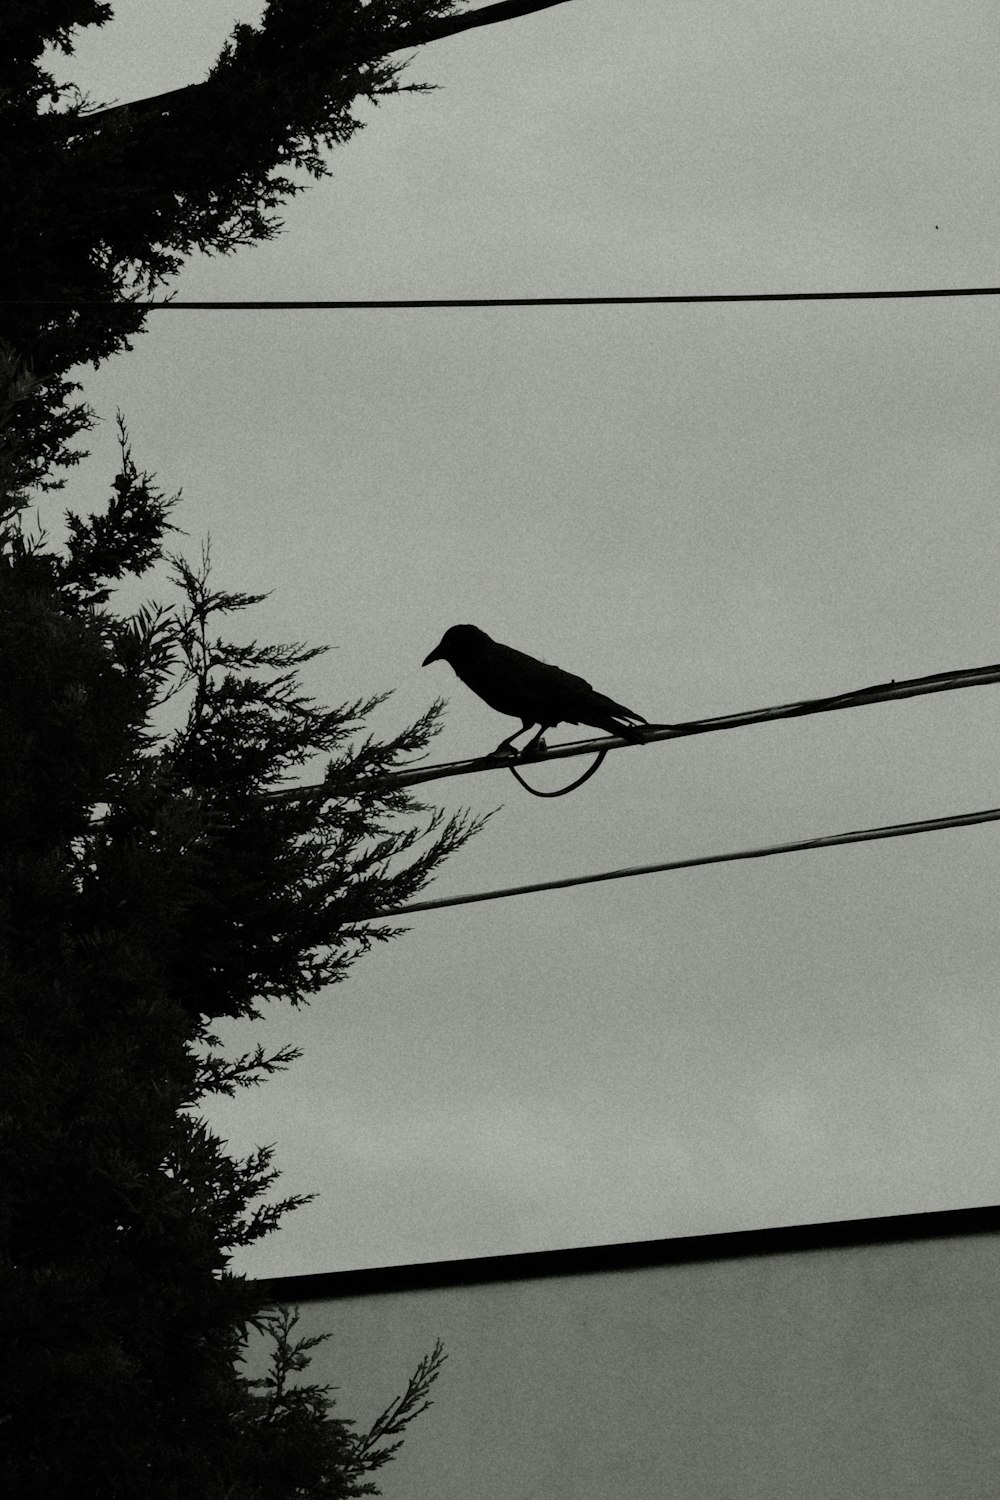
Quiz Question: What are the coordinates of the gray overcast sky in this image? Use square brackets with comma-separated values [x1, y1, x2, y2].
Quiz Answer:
[50, 1, 1000, 1275]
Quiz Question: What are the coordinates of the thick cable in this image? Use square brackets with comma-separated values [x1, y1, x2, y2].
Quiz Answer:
[258, 658, 1000, 805]
[54, 0, 577, 132]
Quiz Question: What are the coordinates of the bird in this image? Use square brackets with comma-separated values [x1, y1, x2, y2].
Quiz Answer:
[422, 624, 649, 757]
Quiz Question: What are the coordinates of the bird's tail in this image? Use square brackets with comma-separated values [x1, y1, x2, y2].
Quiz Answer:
[588, 710, 650, 743]
[612, 718, 651, 744]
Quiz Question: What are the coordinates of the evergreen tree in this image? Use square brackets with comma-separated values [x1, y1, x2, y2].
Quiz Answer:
[0, 0, 567, 492]
[0, 399, 484, 1496]
[0, 5, 520, 1490]
[1, 0, 459, 491]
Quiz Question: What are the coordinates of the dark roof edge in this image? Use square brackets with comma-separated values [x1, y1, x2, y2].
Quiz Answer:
[253, 1202, 1000, 1304]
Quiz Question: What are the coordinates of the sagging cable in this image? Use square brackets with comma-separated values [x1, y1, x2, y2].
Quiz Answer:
[505, 747, 609, 797]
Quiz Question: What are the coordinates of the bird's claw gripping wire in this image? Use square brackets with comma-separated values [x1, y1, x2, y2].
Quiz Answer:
[492, 728, 548, 758]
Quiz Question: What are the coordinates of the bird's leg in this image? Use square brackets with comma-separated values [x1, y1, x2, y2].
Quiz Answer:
[492, 728, 524, 759]
[493, 721, 543, 759]
[520, 725, 548, 758]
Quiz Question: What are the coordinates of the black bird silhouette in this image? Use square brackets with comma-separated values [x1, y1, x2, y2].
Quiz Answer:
[422, 624, 649, 756]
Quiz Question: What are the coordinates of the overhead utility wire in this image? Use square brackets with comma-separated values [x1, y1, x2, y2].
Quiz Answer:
[364, 805, 1000, 920]
[6, 286, 1000, 311]
[59, 0, 576, 131]
[262, 658, 1000, 803]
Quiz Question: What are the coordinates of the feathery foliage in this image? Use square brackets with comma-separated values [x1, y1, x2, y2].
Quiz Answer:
[0, 0, 457, 491]
[0, 395, 484, 1495]
[0, 6, 505, 1490]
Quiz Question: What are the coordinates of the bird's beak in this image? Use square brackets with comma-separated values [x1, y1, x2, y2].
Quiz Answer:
[422, 645, 442, 667]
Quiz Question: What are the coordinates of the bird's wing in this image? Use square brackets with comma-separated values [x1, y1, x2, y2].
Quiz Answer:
[452, 639, 593, 720]
[580, 687, 646, 724]
[461, 641, 643, 729]
[496, 643, 594, 696]
[491, 648, 645, 724]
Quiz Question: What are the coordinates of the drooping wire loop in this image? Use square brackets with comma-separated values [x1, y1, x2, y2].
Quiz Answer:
[506, 748, 609, 797]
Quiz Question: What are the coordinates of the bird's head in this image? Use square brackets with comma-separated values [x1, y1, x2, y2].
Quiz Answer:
[422, 624, 488, 667]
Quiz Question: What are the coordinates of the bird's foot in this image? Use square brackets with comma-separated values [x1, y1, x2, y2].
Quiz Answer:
[521, 734, 547, 758]
[492, 738, 520, 760]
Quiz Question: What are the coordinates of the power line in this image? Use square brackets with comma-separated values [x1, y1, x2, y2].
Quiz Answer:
[364, 803, 1000, 920]
[5, 286, 1000, 311]
[262, 658, 1000, 803]
[58, 0, 577, 131]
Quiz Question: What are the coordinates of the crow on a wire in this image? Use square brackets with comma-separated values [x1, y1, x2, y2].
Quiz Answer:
[422, 624, 650, 756]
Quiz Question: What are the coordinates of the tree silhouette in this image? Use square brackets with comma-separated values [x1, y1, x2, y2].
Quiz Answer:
[0, 0, 574, 491]
[0, 4, 530, 1491]
[0, 407, 485, 1496]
